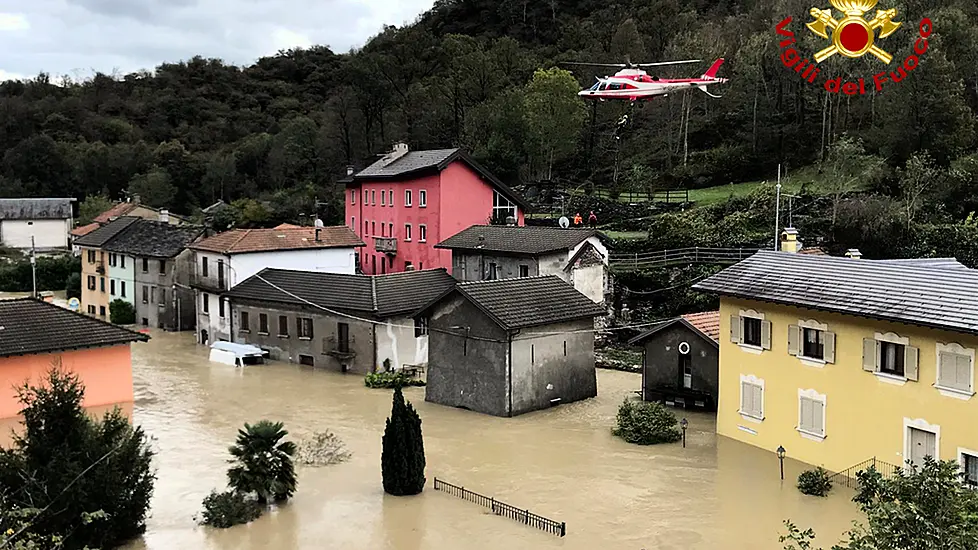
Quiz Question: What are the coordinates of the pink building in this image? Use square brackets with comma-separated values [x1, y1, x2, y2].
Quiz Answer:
[345, 144, 529, 275]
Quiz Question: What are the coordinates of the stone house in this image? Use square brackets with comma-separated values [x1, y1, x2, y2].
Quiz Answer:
[417, 275, 607, 417]
[435, 224, 611, 304]
[189, 226, 364, 345]
[629, 311, 720, 411]
[222, 267, 457, 373]
[102, 219, 204, 330]
[0, 198, 75, 252]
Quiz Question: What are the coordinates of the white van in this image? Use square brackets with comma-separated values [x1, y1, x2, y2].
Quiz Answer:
[209, 341, 267, 367]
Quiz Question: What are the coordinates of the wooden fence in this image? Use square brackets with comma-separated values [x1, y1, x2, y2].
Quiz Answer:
[609, 247, 760, 271]
[432, 477, 566, 537]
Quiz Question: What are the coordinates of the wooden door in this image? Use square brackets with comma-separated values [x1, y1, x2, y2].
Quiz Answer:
[908, 427, 936, 466]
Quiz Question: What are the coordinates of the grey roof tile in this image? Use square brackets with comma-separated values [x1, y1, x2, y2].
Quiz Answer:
[0, 298, 148, 357]
[693, 251, 978, 335]
[447, 275, 606, 330]
[73, 217, 140, 247]
[436, 225, 604, 256]
[223, 268, 457, 318]
[0, 198, 73, 220]
[102, 220, 204, 258]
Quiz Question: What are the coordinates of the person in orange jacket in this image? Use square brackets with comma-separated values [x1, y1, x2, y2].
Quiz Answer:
[573, 212, 583, 226]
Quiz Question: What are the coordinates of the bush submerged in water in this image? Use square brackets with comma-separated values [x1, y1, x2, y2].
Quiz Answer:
[198, 490, 263, 528]
[797, 467, 833, 497]
[612, 399, 682, 445]
[365, 371, 425, 389]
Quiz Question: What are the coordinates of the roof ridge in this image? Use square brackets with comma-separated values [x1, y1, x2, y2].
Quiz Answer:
[9, 298, 150, 339]
[227, 229, 252, 253]
[370, 277, 378, 313]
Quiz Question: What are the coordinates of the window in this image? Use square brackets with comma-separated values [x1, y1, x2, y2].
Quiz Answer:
[88, 305, 95, 314]
[564, 340, 567, 356]
[488, 262, 498, 280]
[159, 260, 166, 275]
[142, 318, 149, 326]
[121, 281, 126, 298]
[110, 279, 116, 296]
[299, 354, 314, 366]
[415, 317, 429, 338]
[150, 287, 155, 304]
[405, 189, 412, 206]
[389, 189, 393, 206]
[100, 277, 105, 293]
[351, 189, 356, 205]
[278, 315, 289, 337]
[519, 265, 529, 278]
[202, 257, 208, 277]
[802, 329, 824, 359]
[364, 220, 368, 234]
[202, 293, 209, 313]
[121, 256, 125, 268]
[492, 190, 517, 221]
[937, 343, 974, 396]
[863, 333, 918, 381]
[381, 224, 385, 237]
[298, 318, 314, 339]
[87, 250, 96, 263]
[109, 254, 117, 267]
[788, 321, 836, 363]
[389, 223, 393, 238]
[798, 389, 826, 440]
[404, 224, 412, 241]
[372, 221, 376, 236]
[217, 260, 225, 288]
[142, 258, 148, 273]
[371, 190, 376, 205]
[87, 275, 96, 290]
[961, 451, 978, 487]
[531, 344, 535, 364]
[219, 298, 225, 318]
[419, 190, 427, 207]
[730, 311, 771, 350]
[337, 322, 350, 353]
[99, 306, 105, 317]
[351, 216, 356, 231]
[259, 313, 269, 334]
[362, 190, 367, 204]
[739, 375, 764, 421]
[418, 225, 427, 243]
[143, 286, 149, 304]
[240, 311, 250, 331]
[159, 288, 165, 305]
[381, 190, 386, 206]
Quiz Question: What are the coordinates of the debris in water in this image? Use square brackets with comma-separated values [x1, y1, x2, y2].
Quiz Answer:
[296, 431, 352, 467]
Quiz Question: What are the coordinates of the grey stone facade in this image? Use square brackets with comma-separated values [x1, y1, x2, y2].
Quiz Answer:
[133, 250, 196, 331]
[450, 251, 564, 282]
[635, 322, 719, 410]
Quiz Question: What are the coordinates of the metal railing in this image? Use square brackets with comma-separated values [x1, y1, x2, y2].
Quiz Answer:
[829, 457, 902, 489]
[609, 247, 760, 271]
[432, 478, 566, 537]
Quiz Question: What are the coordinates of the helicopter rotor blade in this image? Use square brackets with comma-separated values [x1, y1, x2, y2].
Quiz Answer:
[633, 60, 703, 67]
[561, 62, 628, 68]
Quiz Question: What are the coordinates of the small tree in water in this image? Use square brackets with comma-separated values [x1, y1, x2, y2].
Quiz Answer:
[381, 386, 426, 496]
[227, 420, 297, 504]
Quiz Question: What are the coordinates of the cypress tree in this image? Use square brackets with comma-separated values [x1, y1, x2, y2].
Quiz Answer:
[381, 386, 426, 495]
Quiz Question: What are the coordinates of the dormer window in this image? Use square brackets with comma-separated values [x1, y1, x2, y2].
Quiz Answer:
[492, 191, 516, 222]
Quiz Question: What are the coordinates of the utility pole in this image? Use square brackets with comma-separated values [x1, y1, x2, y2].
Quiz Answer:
[773, 164, 782, 251]
[30, 235, 37, 298]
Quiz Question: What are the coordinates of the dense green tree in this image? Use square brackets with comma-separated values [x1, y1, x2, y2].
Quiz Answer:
[128, 168, 176, 209]
[227, 420, 298, 504]
[78, 194, 113, 225]
[381, 386, 426, 496]
[524, 67, 586, 180]
[109, 299, 136, 324]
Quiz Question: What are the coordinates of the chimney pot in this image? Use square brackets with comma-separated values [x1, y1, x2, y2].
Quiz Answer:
[346, 165, 355, 176]
[160, 209, 169, 223]
[845, 248, 862, 259]
[780, 227, 801, 253]
[315, 228, 322, 242]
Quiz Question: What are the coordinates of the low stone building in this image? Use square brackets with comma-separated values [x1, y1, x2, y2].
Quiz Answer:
[435, 225, 611, 304]
[417, 275, 606, 417]
[629, 311, 720, 411]
[221, 267, 456, 373]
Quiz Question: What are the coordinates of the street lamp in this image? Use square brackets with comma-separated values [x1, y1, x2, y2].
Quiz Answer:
[680, 418, 688, 448]
[776, 445, 786, 480]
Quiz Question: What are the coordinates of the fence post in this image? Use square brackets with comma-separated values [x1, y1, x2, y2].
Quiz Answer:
[560, 522, 566, 537]
[525, 509, 530, 524]
[490, 497, 495, 514]
[633, 252, 638, 268]
[434, 478, 439, 490]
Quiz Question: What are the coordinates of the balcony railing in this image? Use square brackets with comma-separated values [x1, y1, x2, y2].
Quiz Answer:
[374, 237, 397, 254]
[95, 262, 105, 274]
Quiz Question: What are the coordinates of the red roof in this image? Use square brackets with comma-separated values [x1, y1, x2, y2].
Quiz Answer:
[274, 223, 302, 229]
[71, 222, 100, 237]
[94, 202, 138, 224]
[681, 311, 720, 342]
[798, 247, 828, 256]
[190, 227, 365, 254]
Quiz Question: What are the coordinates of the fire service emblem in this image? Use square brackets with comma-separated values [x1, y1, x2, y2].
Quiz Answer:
[805, 0, 902, 64]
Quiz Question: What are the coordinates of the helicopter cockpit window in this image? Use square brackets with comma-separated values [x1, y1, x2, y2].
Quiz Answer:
[608, 83, 623, 90]
[588, 82, 600, 91]
[598, 82, 608, 91]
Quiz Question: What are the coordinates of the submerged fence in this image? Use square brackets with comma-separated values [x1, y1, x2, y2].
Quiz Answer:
[432, 478, 566, 537]
[829, 457, 902, 489]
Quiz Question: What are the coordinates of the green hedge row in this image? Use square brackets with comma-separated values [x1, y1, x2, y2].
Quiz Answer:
[0, 255, 81, 293]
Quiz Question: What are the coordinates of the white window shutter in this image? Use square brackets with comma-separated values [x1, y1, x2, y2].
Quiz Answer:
[730, 315, 741, 344]
[824, 332, 836, 364]
[799, 397, 811, 431]
[938, 352, 953, 387]
[787, 325, 800, 356]
[814, 400, 824, 435]
[754, 385, 763, 417]
[740, 382, 749, 412]
[862, 338, 878, 372]
[761, 320, 772, 350]
[958, 355, 973, 391]
[905, 345, 919, 381]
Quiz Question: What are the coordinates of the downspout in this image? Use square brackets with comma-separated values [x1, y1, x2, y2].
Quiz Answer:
[508, 328, 521, 417]
[228, 296, 234, 343]
[641, 348, 646, 401]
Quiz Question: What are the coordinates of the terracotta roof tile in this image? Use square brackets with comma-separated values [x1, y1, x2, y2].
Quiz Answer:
[94, 203, 138, 223]
[681, 311, 720, 342]
[71, 222, 100, 237]
[274, 223, 302, 229]
[190, 227, 365, 254]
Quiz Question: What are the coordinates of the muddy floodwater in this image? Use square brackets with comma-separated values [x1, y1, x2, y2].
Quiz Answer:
[6, 330, 862, 549]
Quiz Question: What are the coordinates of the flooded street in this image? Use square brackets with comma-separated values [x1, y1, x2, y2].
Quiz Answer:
[57, 330, 861, 549]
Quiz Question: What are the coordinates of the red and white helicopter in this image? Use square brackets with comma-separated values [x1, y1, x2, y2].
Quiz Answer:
[565, 58, 727, 101]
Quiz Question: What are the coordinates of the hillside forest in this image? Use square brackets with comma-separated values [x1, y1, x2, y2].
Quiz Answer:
[1, 0, 977, 276]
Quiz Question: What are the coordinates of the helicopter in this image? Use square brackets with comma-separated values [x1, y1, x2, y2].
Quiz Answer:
[563, 58, 728, 101]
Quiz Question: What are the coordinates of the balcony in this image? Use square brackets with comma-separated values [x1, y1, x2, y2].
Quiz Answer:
[95, 263, 105, 274]
[374, 237, 397, 255]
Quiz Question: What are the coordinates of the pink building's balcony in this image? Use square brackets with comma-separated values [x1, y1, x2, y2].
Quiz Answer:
[374, 237, 397, 255]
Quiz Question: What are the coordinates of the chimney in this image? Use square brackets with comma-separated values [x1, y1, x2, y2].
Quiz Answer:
[159, 209, 169, 223]
[506, 215, 517, 226]
[845, 248, 862, 259]
[315, 228, 322, 242]
[346, 165, 355, 176]
[132, 194, 141, 205]
[381, 142, 410, 166]
[780, 227, 801, 253]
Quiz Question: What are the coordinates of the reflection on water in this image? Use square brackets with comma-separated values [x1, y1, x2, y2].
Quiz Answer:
[55, 330, 854, 550]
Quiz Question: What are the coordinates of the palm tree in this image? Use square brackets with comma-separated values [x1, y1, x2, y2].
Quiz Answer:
[227, 420, 297, 503]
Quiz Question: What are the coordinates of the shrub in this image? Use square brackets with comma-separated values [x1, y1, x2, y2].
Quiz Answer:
[382, 387, 426, 496]
[227, 420, 297, 503]
[797, 467, 833, 497]
[295, 431, 352, 467]
[612, 399, 682, 445]
[110, 298, 136, 324]
[65, 272, 81, 299]
[198, 490, 263, 528]
[0, 255, 80, 293]
[365, 371, 426, 389]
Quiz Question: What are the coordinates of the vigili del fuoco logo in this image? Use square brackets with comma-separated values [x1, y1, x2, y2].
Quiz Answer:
[776, 0, 932, 95]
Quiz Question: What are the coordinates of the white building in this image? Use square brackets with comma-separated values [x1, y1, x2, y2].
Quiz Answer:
[0, 198, 74, 252]
[189, 225, 365, 344]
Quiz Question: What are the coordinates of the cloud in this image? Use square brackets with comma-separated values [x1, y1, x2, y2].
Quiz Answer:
[0, 0, 435, 79]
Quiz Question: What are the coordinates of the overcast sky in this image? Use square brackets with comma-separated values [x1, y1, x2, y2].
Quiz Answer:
[0, 0, 435, 81]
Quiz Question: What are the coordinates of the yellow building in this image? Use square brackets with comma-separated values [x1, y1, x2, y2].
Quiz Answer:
[694, 248, 978, 482]
[75, 217, 140, 318]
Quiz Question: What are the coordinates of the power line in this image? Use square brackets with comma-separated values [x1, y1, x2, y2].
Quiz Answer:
[619, 273, 713, 296]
